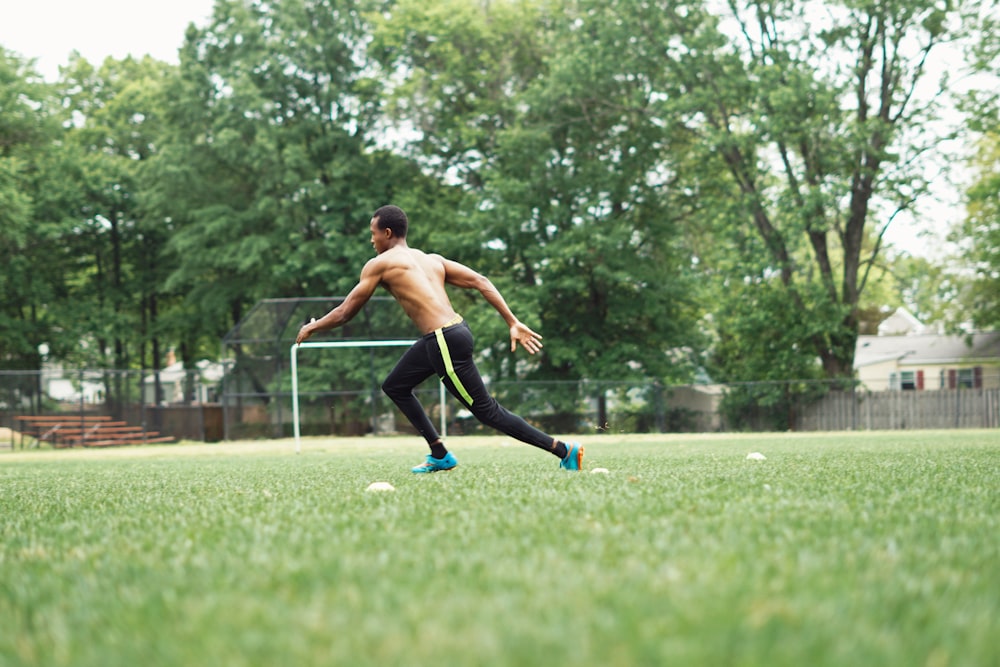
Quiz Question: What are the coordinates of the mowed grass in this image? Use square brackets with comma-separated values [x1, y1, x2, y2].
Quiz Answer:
[1, 431, 998, 667]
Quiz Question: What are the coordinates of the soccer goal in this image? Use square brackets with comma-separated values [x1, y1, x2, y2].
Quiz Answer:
[290, 340, 448, 453]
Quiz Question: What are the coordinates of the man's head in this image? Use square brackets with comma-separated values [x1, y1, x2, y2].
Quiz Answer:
[372, 205, 408, 239]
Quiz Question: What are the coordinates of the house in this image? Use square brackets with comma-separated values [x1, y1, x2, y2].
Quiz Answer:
[142, 359, 225, 404]
[666, 384, 724, 431]
[855, 331, 1000, 391]
[43, 373, 105, 404]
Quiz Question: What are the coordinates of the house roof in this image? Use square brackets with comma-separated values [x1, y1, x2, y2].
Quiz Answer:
[877, 307, 928, 336]
[855, 332, 1000, 368]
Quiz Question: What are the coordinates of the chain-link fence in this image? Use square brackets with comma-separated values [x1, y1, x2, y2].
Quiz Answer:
[4, 367, 997, 450]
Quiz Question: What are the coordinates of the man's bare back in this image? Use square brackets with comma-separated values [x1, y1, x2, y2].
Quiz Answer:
[366, 246, 459, 334]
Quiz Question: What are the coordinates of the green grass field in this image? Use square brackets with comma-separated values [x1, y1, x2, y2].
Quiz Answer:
[2, 431, 998, 667]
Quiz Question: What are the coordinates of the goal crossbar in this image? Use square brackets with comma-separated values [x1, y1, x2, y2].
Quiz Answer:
[290, 341, 447, 453]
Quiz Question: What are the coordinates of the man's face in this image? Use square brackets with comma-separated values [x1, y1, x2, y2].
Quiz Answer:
[370, 217, 390, 254]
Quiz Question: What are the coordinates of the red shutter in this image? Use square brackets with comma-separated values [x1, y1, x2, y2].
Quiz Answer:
[974, 366, 983, 389]
[916, 370, 924, 390]
[948, 369, 957, 389]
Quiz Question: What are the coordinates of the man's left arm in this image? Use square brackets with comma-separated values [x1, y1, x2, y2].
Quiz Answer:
[439, 256, 543, 354]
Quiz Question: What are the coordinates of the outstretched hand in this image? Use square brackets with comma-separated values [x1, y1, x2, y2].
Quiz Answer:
[296, 318, 317, 345]
[510, 321, 543, 355]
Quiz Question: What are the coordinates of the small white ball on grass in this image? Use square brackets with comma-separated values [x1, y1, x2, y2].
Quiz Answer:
[591, 467, 609, 474]
[746, 452, 767, 461]
[366, 481, 395, 492]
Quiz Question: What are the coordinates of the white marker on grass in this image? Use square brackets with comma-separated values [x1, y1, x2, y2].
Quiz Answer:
[366, 481, 396, 492]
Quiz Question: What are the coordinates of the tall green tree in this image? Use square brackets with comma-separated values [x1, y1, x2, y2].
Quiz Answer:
[661, 0, 975, 379]
[374, 0, 706, 396]
[51, 55, 176, 377]
[954, 132, 1000, 329]
[0, 49, 66, 371]
[150, 0, 423, 349]
[953, 4, 1000, 331]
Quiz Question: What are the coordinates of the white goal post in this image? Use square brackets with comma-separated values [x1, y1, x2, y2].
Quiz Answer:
[290, 341, 448, 453]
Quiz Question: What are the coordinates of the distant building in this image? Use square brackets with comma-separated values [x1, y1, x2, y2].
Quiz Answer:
[856, 309, 1000, 391]
[142, 360, 224, 404]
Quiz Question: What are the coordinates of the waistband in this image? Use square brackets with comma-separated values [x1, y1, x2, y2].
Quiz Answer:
[425, 314, 464, 338]
[439, 314, 464, 329]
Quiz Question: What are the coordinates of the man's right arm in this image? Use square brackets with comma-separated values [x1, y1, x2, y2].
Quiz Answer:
[295, 260, 381, 344]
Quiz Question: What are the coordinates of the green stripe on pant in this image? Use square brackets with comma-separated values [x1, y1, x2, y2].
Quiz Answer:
[435, 327, 475, 406]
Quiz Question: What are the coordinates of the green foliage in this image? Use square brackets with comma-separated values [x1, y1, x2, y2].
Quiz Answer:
[658, 0, 971, 377]
[0, 50, 65, 369]
[2, 432, 998, 666]
[375, 0, 707, 385]
[706, 276, 833, 430]
[52, 55, 178, 374]
[955, 132, 1000, 329]
[151, 0, 436, 342]
[885, 254, 971, 333]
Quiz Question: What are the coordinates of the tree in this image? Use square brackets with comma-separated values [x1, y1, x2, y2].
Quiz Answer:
[141, 0, 447, 420]
[658, 0, 972, 379]
[50, 56, 177, 378]
[148, 0, 416, 350]
[0, 49, 66, 372]
[374, 0, 707, 401]
[953, 132, 1000, 329]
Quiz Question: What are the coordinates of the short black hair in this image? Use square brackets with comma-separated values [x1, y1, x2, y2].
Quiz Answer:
[373, 205, 408, 239]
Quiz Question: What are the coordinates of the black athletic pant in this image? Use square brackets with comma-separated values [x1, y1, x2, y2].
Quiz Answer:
[381, 318, 556, 452]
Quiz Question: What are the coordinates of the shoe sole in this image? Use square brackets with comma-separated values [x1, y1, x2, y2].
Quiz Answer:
[412, 464, 458, 474]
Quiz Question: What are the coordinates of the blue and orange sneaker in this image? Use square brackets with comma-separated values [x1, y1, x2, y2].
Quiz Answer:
[411, 452, 458, 473]
[560, 442, 585, 471]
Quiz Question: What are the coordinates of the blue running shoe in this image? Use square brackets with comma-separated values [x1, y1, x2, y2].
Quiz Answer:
[412, 452, 458, 473]
[560, 442, 585, 471]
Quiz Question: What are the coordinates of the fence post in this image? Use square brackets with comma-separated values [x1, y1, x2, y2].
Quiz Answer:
[955, 387, 961, 429]
[654, 382, 666, 433]
[78, 369, 85, 420]
[851, 383, 857, 431]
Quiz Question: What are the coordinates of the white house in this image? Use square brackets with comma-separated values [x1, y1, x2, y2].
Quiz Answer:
[142, 360, 225, 404]
[856, 309, 1000, 391]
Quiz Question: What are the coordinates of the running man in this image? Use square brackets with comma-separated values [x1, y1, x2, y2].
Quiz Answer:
[295, 205, 584, 473]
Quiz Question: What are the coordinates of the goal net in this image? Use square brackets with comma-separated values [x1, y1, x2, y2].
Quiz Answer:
[290, 339, 448, 453]
[222, 297, 446, 445]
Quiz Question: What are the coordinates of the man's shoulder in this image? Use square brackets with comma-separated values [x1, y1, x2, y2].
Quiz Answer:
[364, 247, 437, 271]
[398, 247, 447, 265]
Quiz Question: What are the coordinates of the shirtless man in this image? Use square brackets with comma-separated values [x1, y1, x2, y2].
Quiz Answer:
[295, 205, 584, 473]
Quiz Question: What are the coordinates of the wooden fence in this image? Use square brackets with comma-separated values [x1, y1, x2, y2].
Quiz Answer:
[797, 388, 1000, 431]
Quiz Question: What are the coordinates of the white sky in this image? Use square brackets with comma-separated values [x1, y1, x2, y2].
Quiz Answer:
[0, 0, 215, 80]
[0, 0, 967, 258]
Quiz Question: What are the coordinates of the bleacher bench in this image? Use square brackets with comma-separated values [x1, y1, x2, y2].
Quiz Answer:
[14, 415, 176, 449]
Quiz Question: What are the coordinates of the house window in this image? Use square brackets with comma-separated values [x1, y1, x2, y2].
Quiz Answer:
[946, 367, 983, 389]
[894, 370, 924, 391]
[900, 371, 917, 390]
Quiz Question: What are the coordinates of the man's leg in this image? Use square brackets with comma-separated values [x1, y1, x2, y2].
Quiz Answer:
[431, 323, 581, 464]
[381, 339, 441, 446]
[381, 340, 459, 473]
